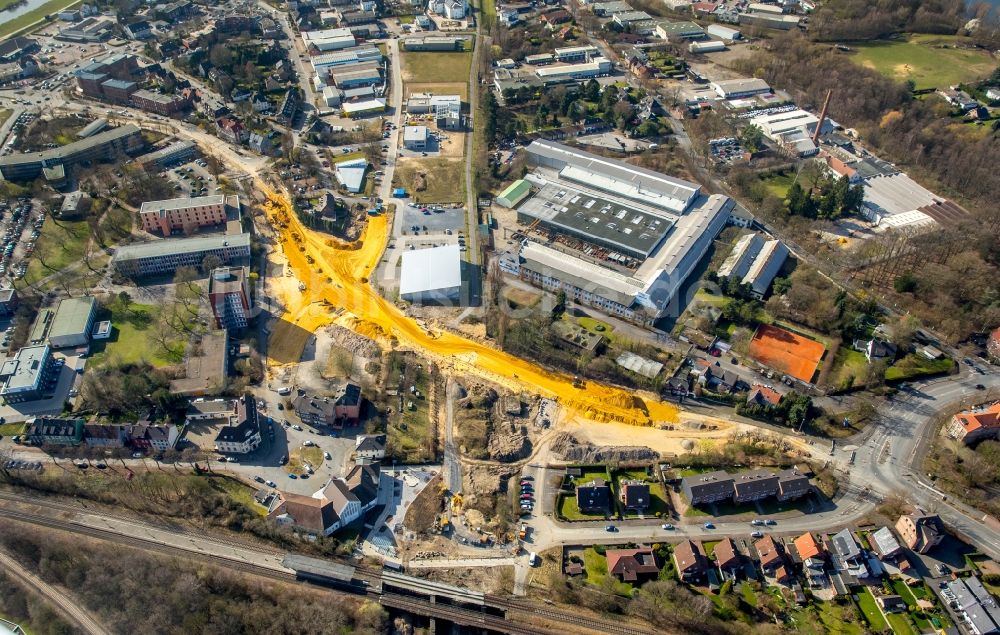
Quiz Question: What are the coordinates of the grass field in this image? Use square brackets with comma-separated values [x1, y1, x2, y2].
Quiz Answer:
[285, 445, 324, 475]
[829, 348, 869, 389]
[386, 352, 435, 463]
[886, 613, 917, 635]
[0, 422, 25, 436]
[401, 50, 473, 84]
[213, 477, 268, 516]
[761, 172, 795, 199]
[88, 302, 186, 368]
[790, 601, 865, 635]
[394, 157, 465, 203]
[885, 354, 953, 381]
[582, 547, 634, 596]
[557, 492, 605, 520]
[850, 35, 997, 90]
[854, 587, 889, 632]
[0, 0, 79, 38]
[501, 286, 541, 308]
[0, 109, 12, 128]
[21, 218, 90, 287]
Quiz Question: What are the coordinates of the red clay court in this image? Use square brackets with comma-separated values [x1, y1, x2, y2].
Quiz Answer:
[749, 324, 826, 384]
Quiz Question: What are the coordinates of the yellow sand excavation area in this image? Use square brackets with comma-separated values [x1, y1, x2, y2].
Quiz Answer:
[262, 187, 683, 427]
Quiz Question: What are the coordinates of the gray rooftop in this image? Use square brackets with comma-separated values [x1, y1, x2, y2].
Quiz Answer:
[0, 124, 141, 168]
[112, 233, 250, 262]
[526, 140, 700, 214]
[139, 195, 225, 214]
[0, 344, 49, 394]
[517, 179, 674, 258]
[49, 296, 96, 340]
[140, 140, 195, 162]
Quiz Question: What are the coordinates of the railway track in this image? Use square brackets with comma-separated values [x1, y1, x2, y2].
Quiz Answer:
[0, 491, 659, 635]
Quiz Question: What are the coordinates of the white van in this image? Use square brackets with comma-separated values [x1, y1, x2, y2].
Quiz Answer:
[276, 386, 291, 395]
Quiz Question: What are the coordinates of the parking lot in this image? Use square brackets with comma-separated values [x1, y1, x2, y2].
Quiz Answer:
[0, 198, 44, 284]
[399, 204, 466, 234]
[161, 159, 220, 200]
[0, 351, 85, 422]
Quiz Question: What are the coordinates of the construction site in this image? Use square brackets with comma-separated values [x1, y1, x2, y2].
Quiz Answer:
[259, 183, 695, 427]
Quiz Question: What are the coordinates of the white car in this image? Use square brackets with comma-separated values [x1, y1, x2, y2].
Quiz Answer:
[661, 523, 674, 530]
[324, 451, 331, 460]
[303, 440, 315, 447]
[266, 480, 277, 488]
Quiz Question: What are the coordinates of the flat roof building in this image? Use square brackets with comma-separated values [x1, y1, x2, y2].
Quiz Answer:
[335, 158, 367, 193]
[112, 233, 251, 279]
[139, 195, 228, 236]
[303, 28, 357, 51]
[209, 266, 250, 330]
[402, 125, 429, 150]
[655, 20, 706, 40]
[137, 140, 196, 168]
[534, 58, 612, 82]
[48, 296, 97, 348]
[399, 244, 462, 304]
[0, 124, 144, 181]
[711, 77, 771, 99]
[525, 140, 700, 214]
[0, 344, 53, 404]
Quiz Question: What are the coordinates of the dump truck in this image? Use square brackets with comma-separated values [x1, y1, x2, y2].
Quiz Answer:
[518, 523, 529, 539]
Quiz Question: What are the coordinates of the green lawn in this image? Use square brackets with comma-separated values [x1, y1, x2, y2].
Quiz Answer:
[576, 316, 614, 335]
[886, 613, 917, 635]
[582, 547, 634, 596]
[211, 477, 268, 517]
[21, 219, 91, 287]
[557, 492, 607, 521]
[885, 354, 953, 381]
[386, 353, 434, 463]
[739, 582, 757, 608]
[398, 14, 415, 23]
[0, 109, 12, 128]
[88, 302, 185, 368]
[761, 172, 795, 199]
[849, 34, 997, 90]
[802, 601, 866, 635]
[694, 288, 731, 307]
[401, 49, 473, 84]
[855, 587, 889, 632]
[611, 469, 671, 518]
[829, 348, 869, 390]
[0, 422, 25, 436]
[0, 0, 80, 38]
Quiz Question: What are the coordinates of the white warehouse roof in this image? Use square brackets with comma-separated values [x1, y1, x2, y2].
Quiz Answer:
[399, 244, 462, 297]
[526, 139, 701, 214]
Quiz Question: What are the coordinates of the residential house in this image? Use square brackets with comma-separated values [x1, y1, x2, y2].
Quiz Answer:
[249, 132, 273, 154]
[828, 528, 868, 579]
[268, 492, 340, 536]
[754, 535, 785, 576]
[576, 477, 611, 513]
[895, 514, 944, 554]
[216, 116, 248, 143]
[213, 393, 261, 454]
[732, 469, 780, 503]
[946, 402, 1000, 445]
[270, 461, 382, 536]
[355, 434, 386, 461]
[776, 468, 811, 501]
[674, 540, 707, 583]
[793, 532, 826, 587]
[291, 383, 362, 428]
[26, 417, 85, 446]
[606, 548, 659, 583]
[541, 9, 572, 28]
[83, 423, 128, 448]
[746, 384, 781, 407]
[865, 338, 897, 363]
[145, 424, 179, 451]
[869, 526, 902, 559]
[681, 470, 733, 505]
[714, 538, 741, 578]
[620, 479, 650, 511]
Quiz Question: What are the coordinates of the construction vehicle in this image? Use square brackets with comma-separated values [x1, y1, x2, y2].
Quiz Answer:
[451, 493, 462, 511]
[572, 375, 584, 389]
[518, 523, 529, 540]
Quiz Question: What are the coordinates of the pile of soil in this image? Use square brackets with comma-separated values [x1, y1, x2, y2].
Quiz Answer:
[550, 432, 660, 463]
[329, 325, 381, 359]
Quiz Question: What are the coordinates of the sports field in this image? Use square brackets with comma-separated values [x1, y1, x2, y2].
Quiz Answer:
[850, 35, 996, 90]
[749, 324, 825, 383]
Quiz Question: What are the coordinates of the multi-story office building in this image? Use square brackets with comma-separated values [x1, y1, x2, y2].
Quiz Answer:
[111, 233, 251, 278]
[139, 195, 228, 235]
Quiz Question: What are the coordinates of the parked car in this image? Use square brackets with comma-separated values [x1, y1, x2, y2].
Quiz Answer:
[751, 531, 764, 538]
[606, 525, 618, 532]
[661, 523, 674, 530]
[704, 522, 715, 529]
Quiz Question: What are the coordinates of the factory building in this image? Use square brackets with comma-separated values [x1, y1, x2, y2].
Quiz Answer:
[302, 28, 357, 51]
[718, 232, 788, 298]
[711, 77, 771, 99]
[750, 109, 834, 156]
[535, 58, 612, 81]
[516, 141, 732, 324]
